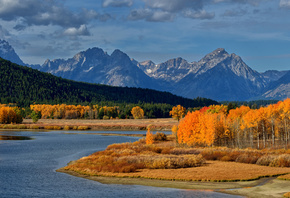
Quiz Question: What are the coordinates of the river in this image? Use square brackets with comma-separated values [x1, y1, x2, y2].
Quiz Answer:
[0, 130, 241, 198]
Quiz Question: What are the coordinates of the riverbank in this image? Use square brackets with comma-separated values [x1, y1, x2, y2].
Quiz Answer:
[57, 167, 290, 197]
[58, 138, 290, 197]
[0, 118, 177, 131]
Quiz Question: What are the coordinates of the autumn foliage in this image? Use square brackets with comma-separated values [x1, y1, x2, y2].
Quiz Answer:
[131, 106, 144, 119]
[0, 105, 23, 124]
[30, 104, 119, 119]
[178, 99, 290, 149]
[170, 105, 186, 121]
[64, 140, 206, 174]
[146, 128, 154, 144]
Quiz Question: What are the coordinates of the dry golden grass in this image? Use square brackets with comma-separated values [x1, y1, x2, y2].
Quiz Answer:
[279, 173, 290, 180]
[68, 160, 290, 182]
[63, 139, 290, 182]
[64, 139, 206, 174]
[22, 118, 178, 131]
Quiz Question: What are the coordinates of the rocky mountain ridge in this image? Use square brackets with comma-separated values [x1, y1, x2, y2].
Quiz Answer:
[0, 39, 289, 101]
[0, 39, 25, 66]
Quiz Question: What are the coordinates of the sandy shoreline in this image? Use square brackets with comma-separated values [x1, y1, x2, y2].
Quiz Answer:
[57, 168, 290, 197]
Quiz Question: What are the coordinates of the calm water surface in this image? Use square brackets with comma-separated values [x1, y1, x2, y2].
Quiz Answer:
[0, 131, 241, 198]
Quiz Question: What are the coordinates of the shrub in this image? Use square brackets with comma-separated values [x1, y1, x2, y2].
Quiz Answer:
[256, 155, 276, 166]
[63, 125, 71, 130]
[220, 155, 232, 162]
[235, 154, 260, 164]
[201, 150, 228, 160]
[53, 126, 62, 130]
[31, 110, 41, 123]
[154, 132, 167, 141]
[77, 126, 89, 130]
[3, 125, 11, 129]
[44, 126, 54, 130]
[103, 115, 109, 120]
[146, 129, 154, 145]
[151, 146, 162, 153]
[30, 125, 40, 129]
[170, 148, 201, 155]
[16, 124, 27, 129]
[161, 147, 172, 154]
[269, 154, 290, 167]
[145, 154, 205, 169]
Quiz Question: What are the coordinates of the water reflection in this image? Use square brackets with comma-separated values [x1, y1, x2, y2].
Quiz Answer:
[0, 135, 32, 140]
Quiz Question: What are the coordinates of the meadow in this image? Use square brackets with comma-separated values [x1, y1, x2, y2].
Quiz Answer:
[0, 118, 177, 131]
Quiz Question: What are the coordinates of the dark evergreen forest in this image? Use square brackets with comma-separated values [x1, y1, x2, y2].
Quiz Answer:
[0, 58, 218, 118]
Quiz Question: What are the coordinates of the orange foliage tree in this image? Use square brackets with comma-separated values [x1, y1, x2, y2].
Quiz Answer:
[0, 106, 22, 124]
[30, 104, 119, 120]
[146, 128, 154, 145]
[177, 99, 290, 149]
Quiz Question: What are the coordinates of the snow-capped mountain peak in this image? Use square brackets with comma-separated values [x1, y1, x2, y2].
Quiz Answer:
[0, 39, 25, 65]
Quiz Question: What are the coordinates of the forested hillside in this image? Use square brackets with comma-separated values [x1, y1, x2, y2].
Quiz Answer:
[0, 58, 217, 107]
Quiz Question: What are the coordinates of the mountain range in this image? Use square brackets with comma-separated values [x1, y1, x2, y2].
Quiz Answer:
[1, 56, 217, 108]
[1, 39, 289, 101]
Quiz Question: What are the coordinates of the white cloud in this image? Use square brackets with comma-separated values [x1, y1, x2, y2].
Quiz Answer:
[64, 25, 90, 36]
[280, 0, 290, 8]
[149, 11, 174, 22]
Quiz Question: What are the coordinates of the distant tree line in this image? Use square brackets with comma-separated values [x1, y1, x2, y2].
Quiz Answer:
[28, 103, 179, 120]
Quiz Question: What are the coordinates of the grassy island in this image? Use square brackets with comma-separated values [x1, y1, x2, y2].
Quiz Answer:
[58, 135, 290, 198]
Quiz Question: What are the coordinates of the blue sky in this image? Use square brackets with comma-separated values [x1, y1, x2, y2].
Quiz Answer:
[0, 0, 290, 72]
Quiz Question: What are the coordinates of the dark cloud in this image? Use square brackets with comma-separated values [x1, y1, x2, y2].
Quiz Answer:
[221, 8, 247, 17]
[37, 33, 46, 39]
[102, 0, 133, 7]
[127, 9, 152, 20]
[143, 0, 205, 12]
[13, 24, 27, 31]
[98, 13, 113, 22]
[0, 0, 111, 29]
[183, 10, 215, 20]
[0, 25, 10, 38]
[212, 0, 262, 6]
[128, 0, 215, 21]
[127, 9, 174, 22]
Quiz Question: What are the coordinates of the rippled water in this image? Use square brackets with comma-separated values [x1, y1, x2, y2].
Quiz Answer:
[0, 131, 241, 198]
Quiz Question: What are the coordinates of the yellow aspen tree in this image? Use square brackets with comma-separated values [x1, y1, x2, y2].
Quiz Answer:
[131, 106, 144, 119]
[170, 105, 186, 121]
[146, 128, 154, 144]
